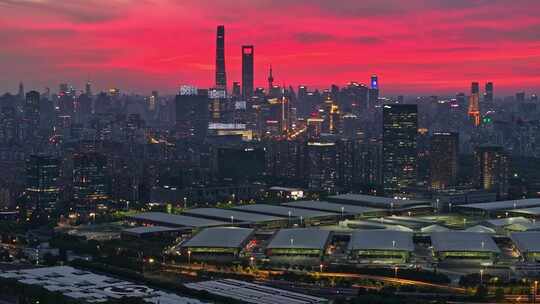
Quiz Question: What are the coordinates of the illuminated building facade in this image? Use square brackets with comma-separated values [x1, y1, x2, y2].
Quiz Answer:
[468, 82, 481, 127]
[73, 152, 110, 201]
[242, 45, 254, 98]
[474, 146, 509, 199]
[305, 140, 337, 192]
[382, 104, 418, 194]
[25, 155, 60, 211]
[430, 132, 459, 190]
[175, 87, 209, 140]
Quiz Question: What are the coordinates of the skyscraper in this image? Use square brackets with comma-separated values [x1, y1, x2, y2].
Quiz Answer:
[474, 146, 509, 199]
[484, 82, 493, 104]
[468, 82, 481, 127]
[430, 132, 459, 190]
[368, 75, 379, 108]
[175, 87, 209, 140]
[73, 152, 109, 201]
[25, 155, 60, 212]
[382, 104, 418, 194]
[215, 25, 227, 91]
[268, 65, 274, 93]
[242, 45, 254, 98]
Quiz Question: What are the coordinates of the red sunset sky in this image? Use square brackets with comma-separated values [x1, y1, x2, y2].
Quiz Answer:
[1, 0, 539, 95]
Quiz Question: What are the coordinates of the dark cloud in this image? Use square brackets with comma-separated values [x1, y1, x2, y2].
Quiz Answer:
[0, 0, 126, 23]
[293, 32, 382, 45]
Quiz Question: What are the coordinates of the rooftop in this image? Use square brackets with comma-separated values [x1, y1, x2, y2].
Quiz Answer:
[122, 226, 182, 235]
[327, 194, 428, 209]
[186, 279, 328, 304]
[233, 204, 338, 219]
[128, 212, 227, 228]
[0, 266, 206, 304]
[510, 232, 540, 252]
[430, 232, 500, 253]
[348, 230, 414, 251]
[282, 200, 380, 215]
[508, 206, 540, 216]
[184, 208, 284, 223]
[182, 227, 254, 248]
[267, 228, 331, 250]
[484, 217, 531, 228]
[458, 199, 540, 212]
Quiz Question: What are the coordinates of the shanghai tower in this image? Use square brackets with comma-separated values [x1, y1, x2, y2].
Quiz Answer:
[215, 25, 227, 91]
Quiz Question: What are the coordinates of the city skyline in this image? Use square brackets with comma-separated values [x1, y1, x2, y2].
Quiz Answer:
[1, 0, 540, 95]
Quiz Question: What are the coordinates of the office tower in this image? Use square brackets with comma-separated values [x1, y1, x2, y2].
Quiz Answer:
[25, 155, 60, 212]
[305, 140, 337, 193]
[73, 152, 109, 201]
[382, 104, 418, 194]
[474, 146, 509, 199]
[484, 82, 493, 103]
[368, 75, 379, 108]
[215, 146, 266, 182]
[242, 45, 254, 98]
[307, 117, 324, 139]
[267, 65, 274, 93]
[85, 81, 92, 96]
[23, 91, 40, 139]
[532, 94, 538, 102]
[354, 142, 383, 192]
[215, 25, 227, 90]
[175, 86, 209, 140]
[430, 132, 459, 190]
[516, 92, 526, 102]
[232, 82, 241, 98]
[266, 140, 303, 182]
[342, 114, 361, 140]
[148, 91, 158, 112]
[468, 82, 481, 127]
[18, 82, 24, 100]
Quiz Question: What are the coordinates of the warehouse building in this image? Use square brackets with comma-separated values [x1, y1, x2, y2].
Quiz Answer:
[183, 208, 285, 228]
[180, 227, 255, 262]
[456, 199, 540, 216]
[186, 279, 328, 304]
[327, 194, 431, 213]
[510, 232, 540, 262]
[430, 232, 500, 265]
[0, 266, 206, 304]
[232, 204, 339, 226]
[282, 200, 381, 218]
[127, 212, 227, 229]
[348, 230, 414, 264]
[266, 228, 332, 266]
[121, 226, 184, 240]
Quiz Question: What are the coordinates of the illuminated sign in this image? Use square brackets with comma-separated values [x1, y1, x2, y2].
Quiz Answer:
[209, 89, 227, 99]
[180, 85, 198, 96]
[235, 101, 246, 110]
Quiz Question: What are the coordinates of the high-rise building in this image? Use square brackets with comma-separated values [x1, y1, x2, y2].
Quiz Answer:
[267, 65, 274, 93]
[175, 86, 209, 140]
[468, 82, 481, 127]
[232, 82, 241, 98]
[23, 91, 40, 139]
[25, 155, 61, 212]
[73, 152, 109, 201]
[474, 146, 509, 199]
[430, 132, 459, 190]
[242, 45, 254, 98]
[516, 92, 526, 103]
[215, 25, 227, 90]
[85, 81, 92, 96]
[369, 75, 379, 108]
[382, 104, 418, 194]
[305, 140, 337, 193]
[484, 82, 493, 103]
[18, 82, 24, 100]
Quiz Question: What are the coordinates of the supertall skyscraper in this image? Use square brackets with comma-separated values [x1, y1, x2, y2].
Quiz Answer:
[368, 75, 379, 108]
[215, 25, 227, 91]
[382, 104, 418, 194]
[242, 45, 254, 98]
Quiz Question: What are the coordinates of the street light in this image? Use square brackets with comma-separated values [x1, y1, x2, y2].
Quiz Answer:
[187, 250, 191, 265]
[250, 256, 255, 268]
[394, 266, 398, 278]
[319, 264, 324, 273]
[534, 280, 538, 304]
[479, 269, 484, 285]
[230, 216, 234, 224]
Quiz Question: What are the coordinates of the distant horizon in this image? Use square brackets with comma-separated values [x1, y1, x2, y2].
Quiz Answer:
[1, 0, 539, 95]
